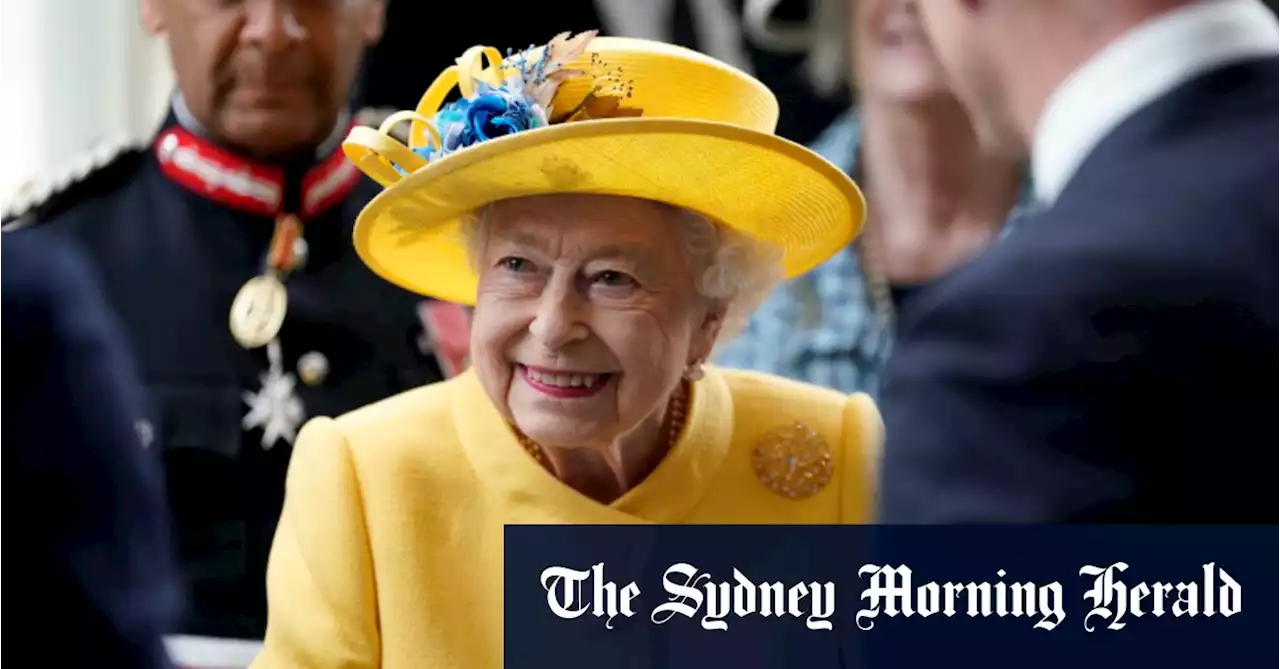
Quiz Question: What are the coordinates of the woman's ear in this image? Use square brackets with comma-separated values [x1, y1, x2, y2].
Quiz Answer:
[688, 303, 726, 366]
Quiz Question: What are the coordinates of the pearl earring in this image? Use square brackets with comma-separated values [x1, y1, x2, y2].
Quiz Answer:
[684, 361, 705, 381]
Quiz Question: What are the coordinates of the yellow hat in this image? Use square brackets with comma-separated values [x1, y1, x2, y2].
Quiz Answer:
[343, 31, 865, 305]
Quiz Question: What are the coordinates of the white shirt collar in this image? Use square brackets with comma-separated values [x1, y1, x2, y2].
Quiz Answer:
[1031, 0, 1278, 205]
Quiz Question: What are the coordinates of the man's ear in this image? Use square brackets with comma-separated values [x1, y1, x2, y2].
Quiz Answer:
[359, 0, 388, 45]
[139, 0, 166, 35]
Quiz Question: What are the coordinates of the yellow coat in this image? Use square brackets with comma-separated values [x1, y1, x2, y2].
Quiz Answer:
[252, 366, 883, 668]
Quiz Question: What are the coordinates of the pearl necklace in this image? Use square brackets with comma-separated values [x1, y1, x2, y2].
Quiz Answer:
[516, 381, 691, 469]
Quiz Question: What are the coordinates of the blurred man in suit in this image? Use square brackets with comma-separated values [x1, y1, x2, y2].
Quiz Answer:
[3, 229, 182, 667]
[879, 0, 1278, 522]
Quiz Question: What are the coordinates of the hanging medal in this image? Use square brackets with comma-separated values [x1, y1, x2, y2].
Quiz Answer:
[242, 339, 306, 449]
[233, 215, 307, 450]
[151, 122, 365, 450]
[229, 214, 303, 349]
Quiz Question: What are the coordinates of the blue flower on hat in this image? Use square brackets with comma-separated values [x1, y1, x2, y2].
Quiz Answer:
[412, 82, 548, 164]
[463, 91, 540, 142]
[395, 30, 636, 173]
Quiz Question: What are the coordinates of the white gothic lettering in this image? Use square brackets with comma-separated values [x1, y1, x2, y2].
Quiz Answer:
[649, 562, 835, 631]
[539, 563, 641, 629]
[856, 565, 1066, 631]
[1079, 562, 1242, 632]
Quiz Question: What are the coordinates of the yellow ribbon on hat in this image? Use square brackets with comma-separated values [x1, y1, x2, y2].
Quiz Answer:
[343, 45, 507, 188]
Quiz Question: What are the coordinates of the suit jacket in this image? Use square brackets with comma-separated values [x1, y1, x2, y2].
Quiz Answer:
[878, 58, 1278, 523]
[2, 229, 182, 667]
[251, 367, 882, 668]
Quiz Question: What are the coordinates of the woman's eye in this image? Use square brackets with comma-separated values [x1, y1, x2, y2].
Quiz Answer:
[498, 256, 532, 272]
[594, 270, 637, 287]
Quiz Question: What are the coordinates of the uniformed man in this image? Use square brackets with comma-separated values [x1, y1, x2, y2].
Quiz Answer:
[2, 0, 466, 640]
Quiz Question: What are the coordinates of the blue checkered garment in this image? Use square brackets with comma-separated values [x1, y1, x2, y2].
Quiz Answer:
[714, 110, 1037, 397]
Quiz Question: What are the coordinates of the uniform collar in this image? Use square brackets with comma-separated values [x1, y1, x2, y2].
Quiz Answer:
[1032, 0, 1278, 205]
[452, 367, 733, 523]
[154, 94, 363, 218]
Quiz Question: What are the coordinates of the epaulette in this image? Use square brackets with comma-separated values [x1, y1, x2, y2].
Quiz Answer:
[1, 136, 146, 232]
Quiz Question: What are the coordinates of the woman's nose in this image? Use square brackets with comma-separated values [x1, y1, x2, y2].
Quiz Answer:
[528, 282, 589, 350]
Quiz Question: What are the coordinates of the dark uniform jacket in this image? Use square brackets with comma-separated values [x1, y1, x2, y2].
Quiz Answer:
[3, 229, 182, 667]
[3, 108, 450, 639]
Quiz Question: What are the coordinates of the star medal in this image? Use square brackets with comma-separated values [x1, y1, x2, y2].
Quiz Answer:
[228, 214, 303, 350]
[242, 340, 306, 450]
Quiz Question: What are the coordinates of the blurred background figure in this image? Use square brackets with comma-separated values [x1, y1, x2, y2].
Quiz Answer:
[879, 0, 1278, 522]
[736, 0, 854, 142]
[3, 228, 182, 669]
[2, 0, 452, 647]
[716, 0, 1027, 395]
[594, 0, 754, 71]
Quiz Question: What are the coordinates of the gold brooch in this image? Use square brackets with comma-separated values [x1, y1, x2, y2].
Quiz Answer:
[751, 422, 834, 499]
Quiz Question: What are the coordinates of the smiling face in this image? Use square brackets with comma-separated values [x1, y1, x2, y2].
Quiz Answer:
[853, 0, 953, 104]
[468, 194, 722, 450]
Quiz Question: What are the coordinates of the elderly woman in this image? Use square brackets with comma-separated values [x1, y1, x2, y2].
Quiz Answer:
[720, 0, 1030, 396]
[252, 31, 878, 668]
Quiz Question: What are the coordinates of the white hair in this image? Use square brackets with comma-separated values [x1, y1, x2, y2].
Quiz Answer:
[459, 199, 783, 348]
